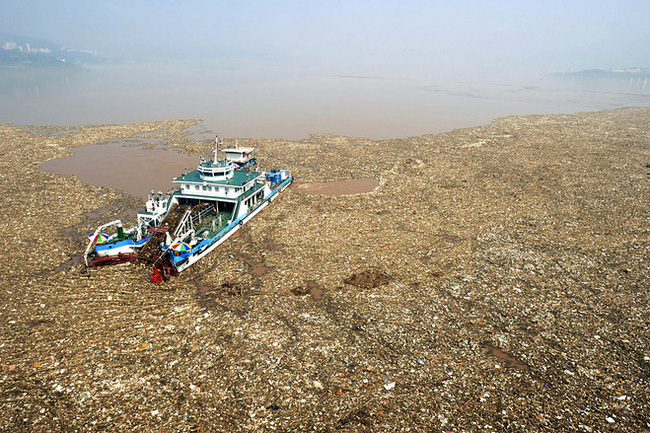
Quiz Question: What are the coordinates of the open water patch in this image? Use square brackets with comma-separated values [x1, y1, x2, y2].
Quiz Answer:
[40, 139, 199, 200]
[295, 178, 379, 196]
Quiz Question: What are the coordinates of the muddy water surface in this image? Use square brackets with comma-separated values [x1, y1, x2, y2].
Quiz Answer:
[41, 138, 380, 201]
[295, 178, 379, 195]
[41, 141, 200, 200]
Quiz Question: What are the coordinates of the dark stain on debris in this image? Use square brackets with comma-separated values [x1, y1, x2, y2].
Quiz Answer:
[291, 286, 308, 296]
[60, 201, 140, 241]
[216, 281, 245, 297]
[263, 240, 285, 251]
[344, 268, 392, 289]
[292, 280, 326, 300]
[37, 255, 85, 276]
[27, 319, 52, 328]
[249, 262, 270, 277]
[309, 286, 326, 301]
[439, 232, 464, 244]
[339, 404, 375, 427]
[481, 343, 530, 372]
[197, 281, 247, 310]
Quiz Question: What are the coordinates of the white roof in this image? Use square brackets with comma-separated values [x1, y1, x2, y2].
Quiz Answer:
[222, 147, 254, 154]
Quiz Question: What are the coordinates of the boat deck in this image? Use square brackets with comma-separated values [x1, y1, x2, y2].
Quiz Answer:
[193, 210, 233, 240]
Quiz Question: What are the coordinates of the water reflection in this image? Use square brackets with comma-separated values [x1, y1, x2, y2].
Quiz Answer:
[0, 67, 80, 99]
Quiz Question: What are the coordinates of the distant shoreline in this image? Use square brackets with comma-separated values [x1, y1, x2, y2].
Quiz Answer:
[4, 106, 649, 143]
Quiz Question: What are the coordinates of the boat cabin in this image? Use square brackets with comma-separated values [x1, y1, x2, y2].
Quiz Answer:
[223, 147, 256, 167]
[171, 154, 266, 214]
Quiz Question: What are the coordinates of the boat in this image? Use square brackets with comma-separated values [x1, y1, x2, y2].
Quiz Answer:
[83, 136, 293, 282]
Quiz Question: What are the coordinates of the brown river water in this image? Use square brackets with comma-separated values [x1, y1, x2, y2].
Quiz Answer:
[6, 64, 648, 141]
[294, 178, 379, 195]
[41, 140, 378, 200]
[41, 141, 199, 200]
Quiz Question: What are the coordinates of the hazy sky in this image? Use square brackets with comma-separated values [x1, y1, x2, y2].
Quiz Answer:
[2, 0, 648, 81]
